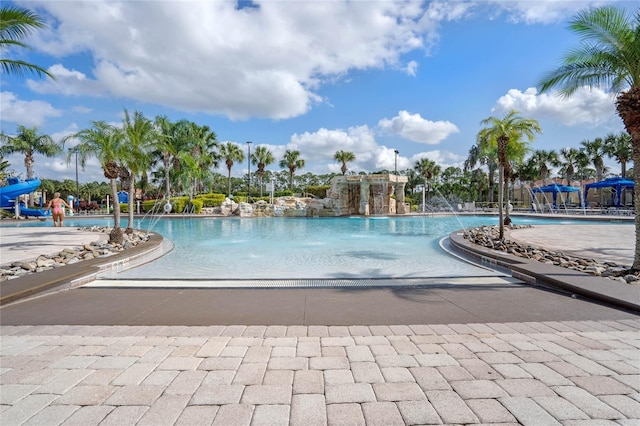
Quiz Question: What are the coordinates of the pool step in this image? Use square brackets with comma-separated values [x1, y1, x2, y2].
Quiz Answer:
[85, 276, 522, 289]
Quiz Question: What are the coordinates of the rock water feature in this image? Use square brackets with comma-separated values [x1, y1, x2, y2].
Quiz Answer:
[465, 225, 640, 284]
[0, 227, 150, 280]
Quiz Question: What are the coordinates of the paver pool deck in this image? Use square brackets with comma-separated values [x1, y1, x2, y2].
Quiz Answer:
[1, 219, 639, 425]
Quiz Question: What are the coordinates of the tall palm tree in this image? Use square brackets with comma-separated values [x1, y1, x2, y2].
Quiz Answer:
[151, 117, 193, 203]
[63, 122, 125, 244]
[580, 138, 606, 183]
[121, 109, 155, 230]
[604, 131, 632, 178]
[184, 123, 219, 200]
[414, 157, 441, 212]
[465, 142, 498, 203]
[478, 110, 541, 239]
[538, 5, 640, 271]
[251, 145, 275, 197]
[529, 149, 559, 186]
[0, 125, 60, 211]
[558, 147, 586, 186]
[0, 5, 54, 79]
[279, 150, 305, 192]
[0, 125, 60, 180]
[334, 150, 356, 176]
[219, 142, 245, 197]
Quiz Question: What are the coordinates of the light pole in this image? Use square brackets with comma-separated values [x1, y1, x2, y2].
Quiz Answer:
[394, 150, 399, 214]
[246, 141, 252, 202]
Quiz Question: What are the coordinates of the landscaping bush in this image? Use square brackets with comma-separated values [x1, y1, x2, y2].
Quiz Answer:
[305, 185, 330, 198]
[196, 193, 226, 207]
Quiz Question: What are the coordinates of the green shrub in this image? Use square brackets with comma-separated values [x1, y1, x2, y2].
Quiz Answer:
[186, 198, 203, 214]
[196, 193, 226, 207]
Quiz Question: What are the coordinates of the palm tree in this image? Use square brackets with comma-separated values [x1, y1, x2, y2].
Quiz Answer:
[558, 147, 585, 186]
[183, 123, 219, 201]
[529, 149, 559, 186]
[152, 117, 194, 203]
[63, 122, 125, 244]
[465, 143, 498, 203]
[0, 156, 9, 180]
[0, 125, 60, 180]
[219, 142, 245, 197]
[279, 150, 305, 192]
[251, 146, 275, 197]
[580, 138, 606, 183]
[0, 125, 60, 211]
[538, 5, 640, 271]
[121, 109, 155, 231]
[334, 150, 356, 176]
[604, 131, 632, 178]
[0, 5, 54, 79]
[478, 110, 541, 239]
[414, 157, 441, 212]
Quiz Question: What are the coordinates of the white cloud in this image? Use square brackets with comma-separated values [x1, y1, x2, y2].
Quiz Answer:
[487, 0, 604, 24]
[406, 61, 418, 76]
[19, 0, 474, 121]
[411, 150, 465, 170]
[378, 111, 459, 145]
[27, 64, 107, 96]
[287, 125, 421, 174]
[493, 87, 617, 126]
[0, 92, 62, 127]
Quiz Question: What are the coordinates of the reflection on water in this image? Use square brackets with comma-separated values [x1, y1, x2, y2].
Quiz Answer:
[4, 215, 620, 280]
[114, 216, 502, 279]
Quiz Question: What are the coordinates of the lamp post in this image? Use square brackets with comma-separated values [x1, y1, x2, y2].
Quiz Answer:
[394, 150, 399, 214]
[246, 141, 252, 203]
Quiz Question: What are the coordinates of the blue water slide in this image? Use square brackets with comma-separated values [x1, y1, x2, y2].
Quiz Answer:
[0, 177, 51, 217]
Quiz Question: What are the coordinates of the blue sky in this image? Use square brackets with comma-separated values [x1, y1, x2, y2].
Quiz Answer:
[1, 0, 632, 183]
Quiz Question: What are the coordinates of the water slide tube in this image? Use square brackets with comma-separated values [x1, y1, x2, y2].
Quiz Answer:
[0, 177, 51, 217]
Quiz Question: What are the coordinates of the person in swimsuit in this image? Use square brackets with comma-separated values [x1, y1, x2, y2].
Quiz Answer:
[46, 192, 71, 227]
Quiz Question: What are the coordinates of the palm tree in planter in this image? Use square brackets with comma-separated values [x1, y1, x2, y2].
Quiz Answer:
[63, 122, 125, 244]
[539, 5, 640, 271]
[121, 110, 156, 232]
[478, 110, 541, 239]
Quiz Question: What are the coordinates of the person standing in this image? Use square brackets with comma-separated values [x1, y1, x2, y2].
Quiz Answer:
[46, 192, 71, 227]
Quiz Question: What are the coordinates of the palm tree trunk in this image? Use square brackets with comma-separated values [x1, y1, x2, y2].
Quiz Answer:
[631, 135, 640, 270]
[127, 176, 135, 233]
[109, 178, 123, 245]
[498, 164, 505, 239]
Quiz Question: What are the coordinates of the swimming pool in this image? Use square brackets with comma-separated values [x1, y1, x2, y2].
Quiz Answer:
[4, 214, 622, 280]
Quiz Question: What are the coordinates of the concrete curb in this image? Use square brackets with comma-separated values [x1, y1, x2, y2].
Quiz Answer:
[0, 232, 165, 306]
[449, 230, 640, 313]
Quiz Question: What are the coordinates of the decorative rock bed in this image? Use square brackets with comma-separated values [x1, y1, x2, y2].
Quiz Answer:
[0, 227, 150, 280]
[464, 225, 639, 285]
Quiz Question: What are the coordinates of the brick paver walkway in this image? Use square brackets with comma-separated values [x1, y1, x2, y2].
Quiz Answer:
[2, 319, 639, 425]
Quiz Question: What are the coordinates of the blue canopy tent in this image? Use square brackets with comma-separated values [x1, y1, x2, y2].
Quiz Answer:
[531, 183, 581, 210]
[584, 177, 634, 209]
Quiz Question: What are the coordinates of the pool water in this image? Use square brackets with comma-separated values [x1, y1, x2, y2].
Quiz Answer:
[5, 214, 616, 280]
